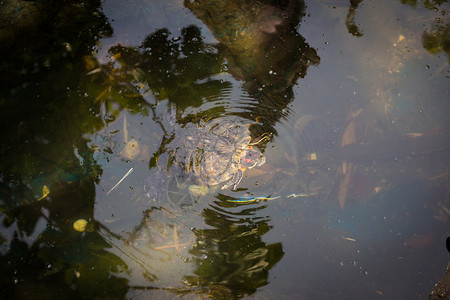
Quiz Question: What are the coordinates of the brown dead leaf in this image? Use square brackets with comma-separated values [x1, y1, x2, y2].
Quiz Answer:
[338, 163, 353, 209]
[338, 164, 352, 209]
[342, 161, 348, 175]
[406, 132, 423, 138]
[284, 152, 297, 165]
[294, 115, 319, 136]
[346, 108, 363, 121]
[341, 121, 356, 147]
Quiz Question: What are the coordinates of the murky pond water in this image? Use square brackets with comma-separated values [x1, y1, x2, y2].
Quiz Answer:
[1, 0, 449, 298]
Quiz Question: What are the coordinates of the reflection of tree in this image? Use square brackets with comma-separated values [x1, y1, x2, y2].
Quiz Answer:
[1, 0, 320, 297]
[346, 0, 363, 37]
[422, 20, 450, 61]
[185, 0, 319, 88]
[0, 0, 113, 85]
[105, 4, 314, 294]
[1, 182, 129, 299]
[399, 0, 447, 8]
[108, 26, 231, 110]
[185, 0, 320, 135]
[184, 201, 284, 298]
[0, 1, 130, 298]
[399, 0, 449, 59]
[115, 199, 283, 297]
[344, 0, 450, 58]
[0, 176, 131, 297]
[106, 0, 319, 139]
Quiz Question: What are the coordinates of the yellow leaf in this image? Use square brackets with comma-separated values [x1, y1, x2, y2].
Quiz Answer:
[38, 185, 50, 201]
[111, 52, 121, 60]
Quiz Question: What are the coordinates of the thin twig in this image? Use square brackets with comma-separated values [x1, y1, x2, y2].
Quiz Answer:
[107, 167, 134, 195]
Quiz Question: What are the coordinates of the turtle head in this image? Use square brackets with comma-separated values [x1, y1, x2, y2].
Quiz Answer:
[241, 147, 265, 168]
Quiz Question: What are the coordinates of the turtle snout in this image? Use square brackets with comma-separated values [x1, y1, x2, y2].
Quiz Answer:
[252, 155, 266, 167]
[243, 149, 265, 168]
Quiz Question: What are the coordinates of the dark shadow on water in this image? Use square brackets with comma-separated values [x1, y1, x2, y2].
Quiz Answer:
[0, 1, 131, 298]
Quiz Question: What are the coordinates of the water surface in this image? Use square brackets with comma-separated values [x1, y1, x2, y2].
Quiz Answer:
[0, 0, 449, 299]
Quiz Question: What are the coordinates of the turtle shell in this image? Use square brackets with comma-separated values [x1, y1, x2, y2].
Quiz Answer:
[145, 117, 265, 201]
[172, 118, 253, 185]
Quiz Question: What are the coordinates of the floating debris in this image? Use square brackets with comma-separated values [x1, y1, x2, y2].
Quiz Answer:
[120, 139, 141, 160]
[227, 196, 281, 203]
[226, 192, 315, 203]
[341, 235, 357, 242]
[107, 167, 134, 195]
[287, 193, 310, 198]
[154, 243, 191, 250]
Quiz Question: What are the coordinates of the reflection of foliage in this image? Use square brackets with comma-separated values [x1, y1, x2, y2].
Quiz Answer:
[0, 72, 104, 208]
[0, 231, 129, 299]
[0, 0, 133, 298]
[108, 26, 231, 109]
[399, 0, 448, 9]
[0, 181, 129, 299]
[61, 233, 129, 299]
[184, 0, 319, 138]
[185, 201, 284, 298]
[0, 0, 114, 205]
[398, 0, 450, 59]
[345, 0, 449, 53]
[185, 0, 319, 92]
[422, 23, 450, 60]
[346, 0, 363, 37]
[0, 0, 113, 84]
[83, 55, 151, 123]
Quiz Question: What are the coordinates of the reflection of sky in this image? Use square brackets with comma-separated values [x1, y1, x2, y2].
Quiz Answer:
[0, 0, 447, 298]
[91, 0, 448, 298]
[294, 0, 449, 124]
[0, 213, 49, 252]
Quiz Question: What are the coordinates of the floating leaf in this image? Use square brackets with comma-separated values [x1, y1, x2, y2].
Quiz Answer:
[120, 139, 140, 160]
[189, 185, 209, 197]
[73, 219, 88, 232]
[38, 185, 50, 201]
